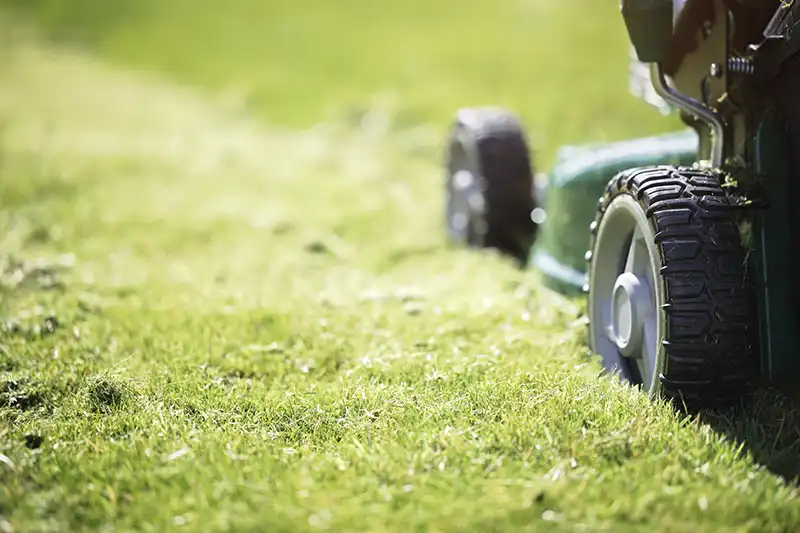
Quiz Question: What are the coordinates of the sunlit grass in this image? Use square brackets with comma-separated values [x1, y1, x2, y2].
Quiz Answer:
[4, 0, 679, 167]
[1, 4, 799, 533]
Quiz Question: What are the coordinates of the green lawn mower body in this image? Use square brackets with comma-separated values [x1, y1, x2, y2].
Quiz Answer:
[531, 129, 699, 296]
[445, 0, 800, 406]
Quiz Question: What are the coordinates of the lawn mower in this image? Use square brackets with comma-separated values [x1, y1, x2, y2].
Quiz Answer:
[444, 0, 800, 407]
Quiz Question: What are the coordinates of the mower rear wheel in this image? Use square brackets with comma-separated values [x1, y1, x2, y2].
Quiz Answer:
[587, 166, 752, 407]
[445, 108, 538, 266]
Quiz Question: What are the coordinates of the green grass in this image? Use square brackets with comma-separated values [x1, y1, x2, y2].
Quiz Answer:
[1, 2, 800, 532]
[3, 0, 679, 167]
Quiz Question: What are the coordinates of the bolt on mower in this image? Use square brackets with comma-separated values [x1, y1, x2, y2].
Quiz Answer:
[444, 0, 800, 407]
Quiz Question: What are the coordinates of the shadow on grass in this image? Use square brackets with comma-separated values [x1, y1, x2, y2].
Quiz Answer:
[701, 383, 800, 483]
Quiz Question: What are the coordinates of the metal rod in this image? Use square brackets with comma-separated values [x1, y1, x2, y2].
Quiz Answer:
[649, 63, 725, 167]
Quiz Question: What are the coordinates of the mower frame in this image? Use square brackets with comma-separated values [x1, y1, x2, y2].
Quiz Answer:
[444, 0, 800, 403]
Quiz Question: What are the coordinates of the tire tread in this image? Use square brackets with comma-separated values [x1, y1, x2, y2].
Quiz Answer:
[588, 165, 753, 407]
[446, 108, 537, 265]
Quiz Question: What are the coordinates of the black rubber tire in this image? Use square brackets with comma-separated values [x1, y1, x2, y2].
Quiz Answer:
[588, 165, 754, 408]
[445, 108, 538, 266]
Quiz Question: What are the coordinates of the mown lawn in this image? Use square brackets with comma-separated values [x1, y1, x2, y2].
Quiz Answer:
[1, 2, 800, 532]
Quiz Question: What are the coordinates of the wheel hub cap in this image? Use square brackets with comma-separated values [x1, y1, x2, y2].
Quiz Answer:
[611, 272, 645, 356]
[588, 194, 661, 392]
[450, 170, 474, 232]
[448, 168, 484, 240]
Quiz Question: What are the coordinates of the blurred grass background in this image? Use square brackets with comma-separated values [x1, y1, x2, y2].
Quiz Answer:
[4, 0, 677, 166]
[6, 2, 796, 533]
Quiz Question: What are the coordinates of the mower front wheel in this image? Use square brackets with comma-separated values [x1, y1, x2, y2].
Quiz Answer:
[587, 166, 752, 407]
[444, 108, 538, 266]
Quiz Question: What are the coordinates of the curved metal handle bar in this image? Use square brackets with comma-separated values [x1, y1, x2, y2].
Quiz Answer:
[649, 63, 725, 167]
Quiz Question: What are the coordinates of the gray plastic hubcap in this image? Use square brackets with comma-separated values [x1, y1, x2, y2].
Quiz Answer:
[447, 163, 485, 243]
[589, 194, 664, 395]
[612, 272, 646, 356]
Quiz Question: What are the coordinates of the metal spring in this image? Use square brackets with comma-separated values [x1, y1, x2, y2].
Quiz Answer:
[727, 57, 755, 75]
